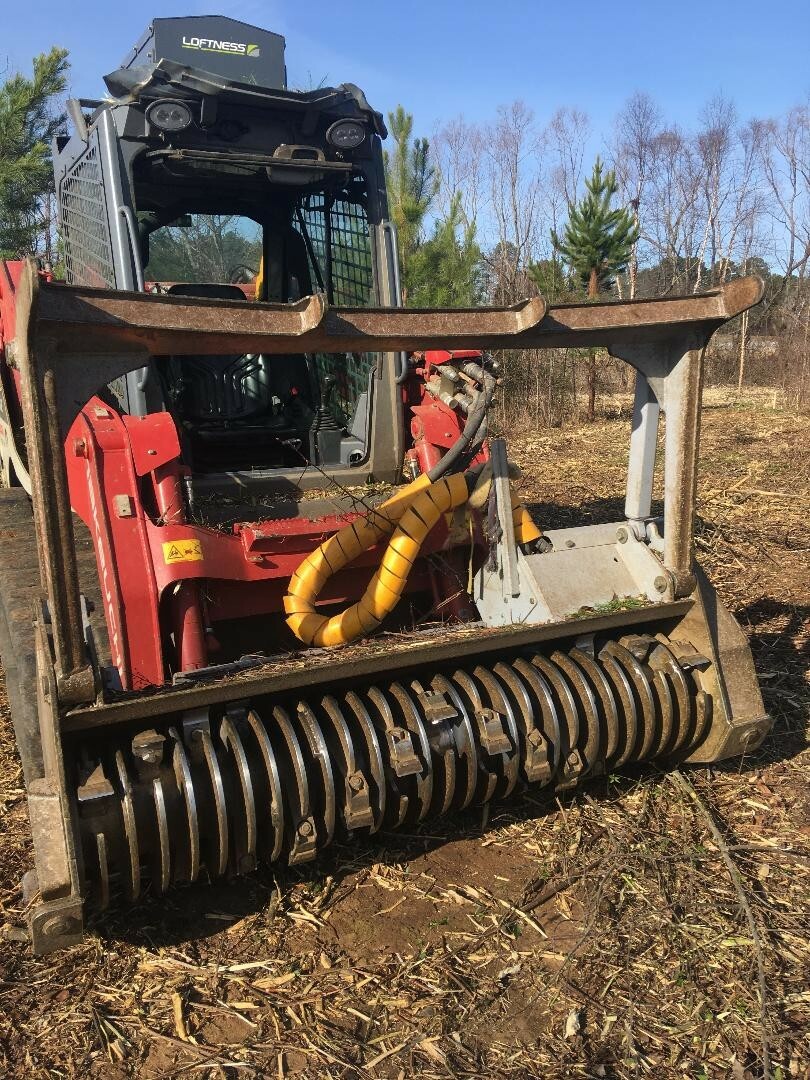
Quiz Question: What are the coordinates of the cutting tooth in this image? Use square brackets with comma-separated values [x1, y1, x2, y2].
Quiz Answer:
[550, 651, 603, 777]
[596, 647, 638, 768]
[568, 646, 621, 764]
[220, 713, 258, 875]
[243, 709, 285, 861]
[198, 725, 230, 876]
[169, 726, 200, 884]
[362, 686, 415, 828]
[602, 641, 657, 761]
[114, 750, 140, 901]
[511, 657, 564, 781]
[95, 831, 110, 911]
[387, 682, 433, 823]
[647, 639, 694, 754]
[430, 673, 478, 810]
[649, 666, 675, 757]
[317, 696, 375, 832]
[342, 691, 387, 833]
[152, 777, 171, 894]
[492, 661, 552, 786]
[448, 670, 501, 803]
[529, 655, 582, 786]
[691, 689, 712, 753]
[270, 705, 316, 865]
[189, 723, 229, 878]
[409, 678, 457, 816]
[295, 703, 337, 851]
[470, 666, 521, 798]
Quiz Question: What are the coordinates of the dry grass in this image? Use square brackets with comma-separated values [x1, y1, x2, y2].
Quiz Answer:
[0, 388, 808, 1079]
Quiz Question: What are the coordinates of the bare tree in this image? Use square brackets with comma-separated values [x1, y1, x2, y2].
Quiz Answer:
[759, 103, 810, 303]
[484, 101, 545, 304]
[547, 106, 590, 207]
[645, 125, 701, 292]
[611, 92, 661, 296]
[433, 115, 486, 230]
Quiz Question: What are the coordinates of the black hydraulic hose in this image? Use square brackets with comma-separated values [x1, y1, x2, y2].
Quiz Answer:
[427, 367, 496, 482]
[458, 414, 489, 473]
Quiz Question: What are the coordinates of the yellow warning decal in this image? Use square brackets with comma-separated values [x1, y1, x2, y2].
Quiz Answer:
[162, 539, 204, 565]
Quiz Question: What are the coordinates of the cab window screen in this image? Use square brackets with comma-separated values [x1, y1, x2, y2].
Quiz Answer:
[297, 193, 374, 307]
[298, 189, 376, 424]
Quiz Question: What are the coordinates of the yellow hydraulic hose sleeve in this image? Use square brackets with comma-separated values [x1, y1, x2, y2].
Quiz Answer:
[367, 569, 406, 606]
[381, 549, 414, 580]
[386, 531, 421, 566]
[288, 558, 330, 597]
[372, 471, 431, 522]
[377, 563, 408, 593]
[511, 490, 543, 544]
[332, 524, 366, 562]
[287, 473, 431, 606]
[334, 606, 365, 643]
[287, 471, 469, 647]
[283, 592, 316, 616]
[398, 501, 442, 537]
[286, 611, 328, 640]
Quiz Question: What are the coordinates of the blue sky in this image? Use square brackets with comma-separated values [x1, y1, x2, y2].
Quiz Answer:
[4, 0, 808, 143]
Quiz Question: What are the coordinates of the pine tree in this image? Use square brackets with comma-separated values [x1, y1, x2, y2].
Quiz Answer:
[552, 158, 639, 300]
[408, 193, 483, 307]
[0, 49, 69, 259]
[383, 106, 482, 306]
[552, 158, 639, 419]
[384, 105, 437, 296]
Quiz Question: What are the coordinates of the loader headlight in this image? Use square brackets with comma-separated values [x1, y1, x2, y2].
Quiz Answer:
[146, 99, 193, 133]
[326, 119, 366, 150]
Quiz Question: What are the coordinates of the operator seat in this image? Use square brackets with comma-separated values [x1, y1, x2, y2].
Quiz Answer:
[156, 266, 316, 471]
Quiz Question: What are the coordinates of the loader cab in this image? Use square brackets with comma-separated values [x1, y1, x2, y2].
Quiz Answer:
[52, 16, 404, 490]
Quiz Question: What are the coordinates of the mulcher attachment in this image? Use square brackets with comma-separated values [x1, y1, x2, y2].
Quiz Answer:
[77, 632, 710, 908]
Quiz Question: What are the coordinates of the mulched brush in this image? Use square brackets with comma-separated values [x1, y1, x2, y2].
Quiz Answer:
[0, 388, 807, 1079]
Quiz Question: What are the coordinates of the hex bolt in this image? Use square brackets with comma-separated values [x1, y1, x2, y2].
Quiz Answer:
[654, 575, 668, 594]
[349, 773, 364, 792]
[616, 527, 628, 544]
[298, 820, 313, 837]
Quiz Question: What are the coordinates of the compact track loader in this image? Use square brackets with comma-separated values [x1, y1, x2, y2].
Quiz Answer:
[0, 15, 770, 952]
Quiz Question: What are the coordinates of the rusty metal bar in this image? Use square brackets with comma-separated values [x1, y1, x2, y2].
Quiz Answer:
[31, 276, 761, 357]
[661, 345, 705, 595]
[15, 263, 94, 703]
[61, 600, 694, 734]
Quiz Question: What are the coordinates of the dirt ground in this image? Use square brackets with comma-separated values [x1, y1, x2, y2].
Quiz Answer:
[0, 388, 808, 1079]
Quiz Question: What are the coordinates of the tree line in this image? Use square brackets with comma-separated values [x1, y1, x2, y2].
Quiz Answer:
[384, 92, 810, 412]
